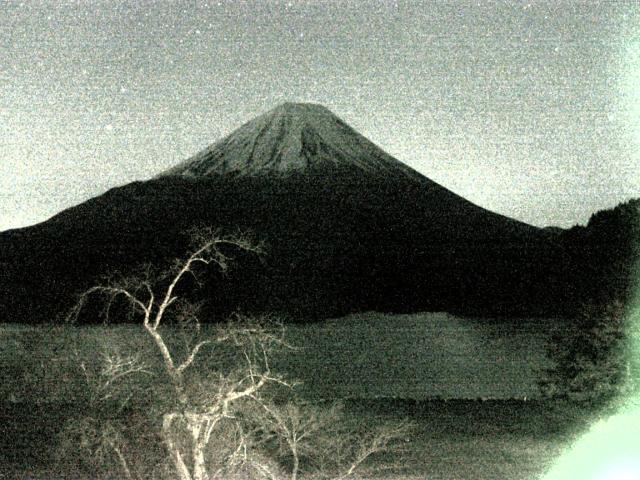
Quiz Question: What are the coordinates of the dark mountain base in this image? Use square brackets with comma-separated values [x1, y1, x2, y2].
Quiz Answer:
[0, 173, 637, 324]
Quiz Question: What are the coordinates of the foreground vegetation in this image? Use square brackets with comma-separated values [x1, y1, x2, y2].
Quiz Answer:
[0, 398, 594, 479]
[0, 313, 553, 404]
[1, 228, 627, 479]
[0, 318, 594, 479]
[43, 231, 417, 480]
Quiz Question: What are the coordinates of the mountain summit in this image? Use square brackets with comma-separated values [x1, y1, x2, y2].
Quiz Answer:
[162, 102, 423, 180]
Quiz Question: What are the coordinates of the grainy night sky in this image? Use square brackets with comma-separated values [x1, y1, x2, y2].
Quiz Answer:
[1, 0, 638, 231]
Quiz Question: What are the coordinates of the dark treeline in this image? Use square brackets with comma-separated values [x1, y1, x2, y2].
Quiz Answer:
[0, 171, 637, 325]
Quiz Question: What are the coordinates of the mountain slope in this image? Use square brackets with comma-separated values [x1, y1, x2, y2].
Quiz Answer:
[162, 102, 425, 181]
[2, 103, 623, 324]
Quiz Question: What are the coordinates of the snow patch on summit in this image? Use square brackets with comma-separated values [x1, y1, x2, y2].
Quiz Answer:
[161, 103, 424, 180]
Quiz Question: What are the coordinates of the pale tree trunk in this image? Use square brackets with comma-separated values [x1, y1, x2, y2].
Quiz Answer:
[290, 446, 299, 480]
[164, 411, 225, 480]
[189, 417, 208, 480]
[163, 413, 193, 480]
[192, 446, 208, 480]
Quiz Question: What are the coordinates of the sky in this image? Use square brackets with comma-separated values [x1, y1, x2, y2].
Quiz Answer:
[1, 0, 639, 231]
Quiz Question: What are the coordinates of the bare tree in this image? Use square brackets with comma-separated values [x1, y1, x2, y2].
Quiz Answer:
[253, 400, 414, 480]
[68, 228, 291, 480]
[66, 228, 413, 480]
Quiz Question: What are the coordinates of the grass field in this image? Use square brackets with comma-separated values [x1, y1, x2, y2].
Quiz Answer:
[283, 312, 554, 399]
[0, 312, 556, 402]
[0, 312, 590, 479]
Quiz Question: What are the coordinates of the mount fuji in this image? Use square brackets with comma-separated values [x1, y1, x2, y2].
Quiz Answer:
[1, 103, 609, 323]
